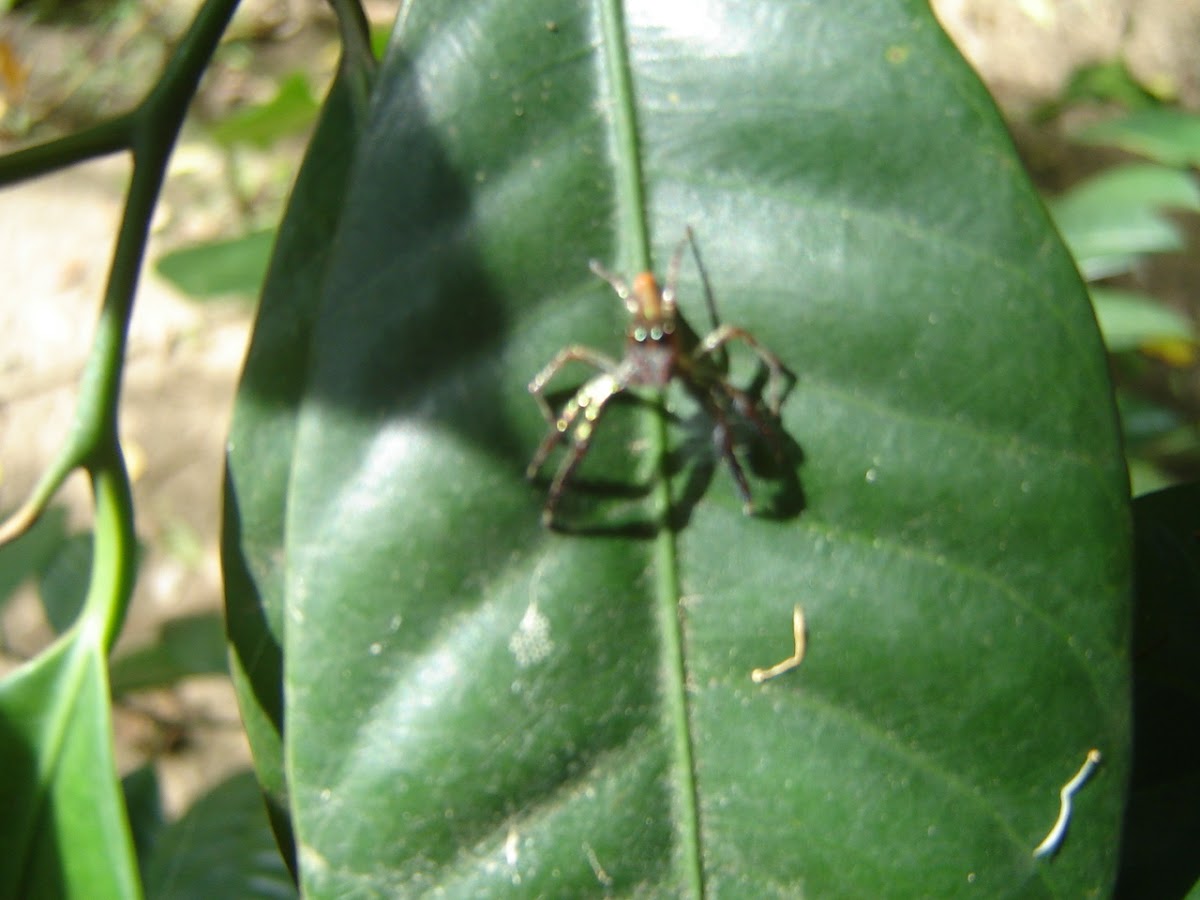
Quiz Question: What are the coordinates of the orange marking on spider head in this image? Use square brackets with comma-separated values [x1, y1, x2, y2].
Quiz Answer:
[627, 271, 675, 345]
[631, 272, 662, 312]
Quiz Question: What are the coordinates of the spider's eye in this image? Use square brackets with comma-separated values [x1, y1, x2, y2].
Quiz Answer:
[650, 326, 664, 340]
[633, 326, 648, 342]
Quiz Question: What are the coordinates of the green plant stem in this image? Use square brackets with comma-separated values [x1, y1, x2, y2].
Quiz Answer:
[78, 0, 241, 641]
[0, 116, 133, 186]
[0, 3, 244, 893]
[81, 455, 137, 653]
[0, 0, 241, 553]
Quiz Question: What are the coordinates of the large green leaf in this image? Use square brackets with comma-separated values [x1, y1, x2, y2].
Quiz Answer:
[224, 0, 1132, 895]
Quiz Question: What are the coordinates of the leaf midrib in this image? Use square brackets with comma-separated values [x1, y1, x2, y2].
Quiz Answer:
[594, 1, 703, 895]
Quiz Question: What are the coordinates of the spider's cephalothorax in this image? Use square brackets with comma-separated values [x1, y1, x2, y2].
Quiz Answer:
[526, 230, 795, 526]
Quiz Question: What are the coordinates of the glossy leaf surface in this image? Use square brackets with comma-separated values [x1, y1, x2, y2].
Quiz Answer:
[224, 0, 1132, 895]
[0, 637, 139, 900]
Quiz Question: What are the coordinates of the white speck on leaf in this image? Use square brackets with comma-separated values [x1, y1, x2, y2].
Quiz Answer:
[509, 602, 553, 667]
[504, 829, 519, 866]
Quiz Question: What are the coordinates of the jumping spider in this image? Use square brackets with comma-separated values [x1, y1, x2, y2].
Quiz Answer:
[526, 229, 795, 526]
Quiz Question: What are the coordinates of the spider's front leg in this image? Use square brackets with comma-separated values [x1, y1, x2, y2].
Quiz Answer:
[528, 372, 625, 526]
[527, 345, 619, 424]
[695, 325, 796, 414]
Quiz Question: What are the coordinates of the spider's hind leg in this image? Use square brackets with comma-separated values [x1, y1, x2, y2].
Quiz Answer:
[725, 382, 789, 466]
[701, 377, 795, 515]
[696, 325, 796, 415]
[700, 394, 757, 515]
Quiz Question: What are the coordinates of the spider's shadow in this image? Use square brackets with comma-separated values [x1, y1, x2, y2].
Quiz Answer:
[533, 373, 805, 537]
[666, 404, 806, 533]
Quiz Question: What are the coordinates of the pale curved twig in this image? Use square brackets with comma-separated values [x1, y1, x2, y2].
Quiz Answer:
[1033, 749, 1103, 859]
[751, 605, 807, 683]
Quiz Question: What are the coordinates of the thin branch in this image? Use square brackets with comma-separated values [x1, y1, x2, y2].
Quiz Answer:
[0, 0, 241, 552]
[0, 115, 133, 186]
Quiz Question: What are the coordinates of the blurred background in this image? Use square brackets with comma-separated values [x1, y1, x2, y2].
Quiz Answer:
[0, 0, 1197, 834]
